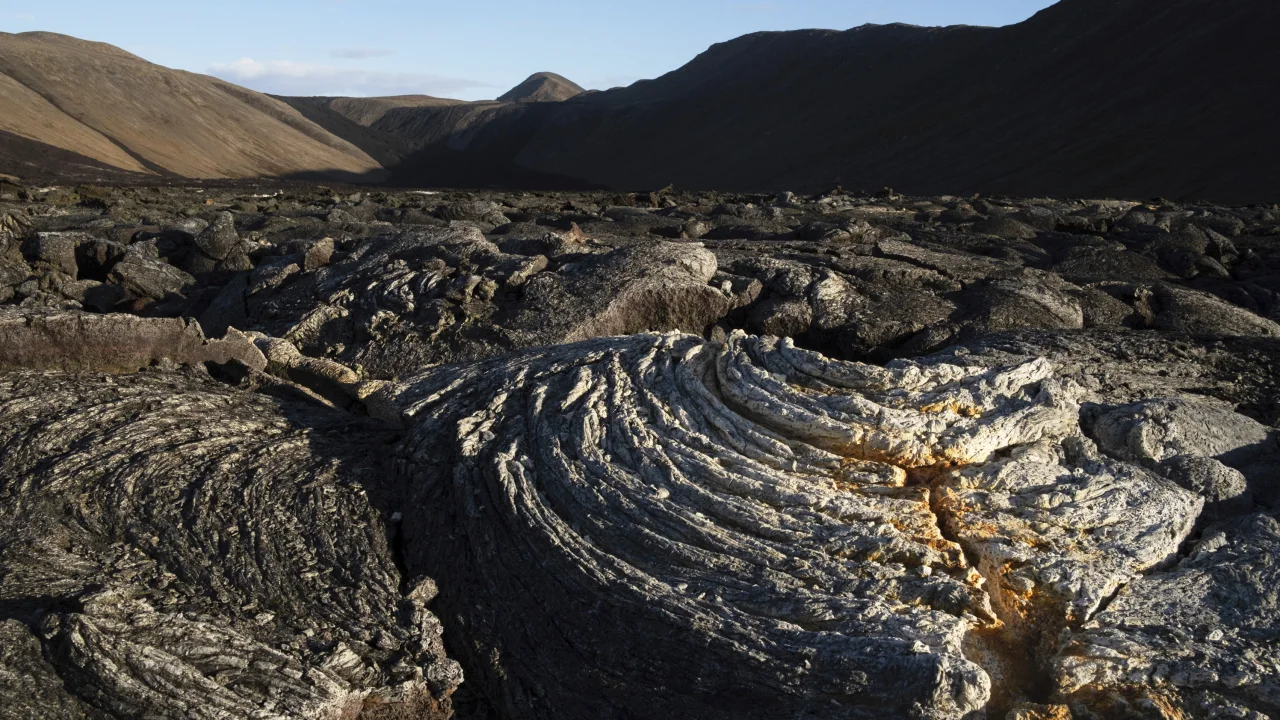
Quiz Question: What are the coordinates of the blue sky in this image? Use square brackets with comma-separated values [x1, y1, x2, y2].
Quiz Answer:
[5, 1, 1058, 100]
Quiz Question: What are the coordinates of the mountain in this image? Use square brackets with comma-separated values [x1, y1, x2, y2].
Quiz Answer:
[497, 72, 585, 103]
[276, 94, 477, 167]
[3, 0, 1277, 202]
[0, 32, 382, 182]
[273, 92, 595, 189]
[365, 0, 1280, 202]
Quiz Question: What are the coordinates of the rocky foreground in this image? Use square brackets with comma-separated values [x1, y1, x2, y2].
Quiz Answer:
[0, 182, 1277, 719]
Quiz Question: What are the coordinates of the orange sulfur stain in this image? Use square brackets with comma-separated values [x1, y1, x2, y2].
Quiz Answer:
[918, 400, 983, 418]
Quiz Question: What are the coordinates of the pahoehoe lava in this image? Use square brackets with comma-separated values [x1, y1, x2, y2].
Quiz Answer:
[0, 181, 1278, 719]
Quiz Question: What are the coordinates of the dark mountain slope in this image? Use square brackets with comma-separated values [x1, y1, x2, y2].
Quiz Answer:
[374, 0, 1279, 202]
[276, 90, 593, 189]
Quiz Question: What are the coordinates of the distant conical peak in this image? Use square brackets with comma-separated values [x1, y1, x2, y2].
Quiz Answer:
[497, 72, 585, 103]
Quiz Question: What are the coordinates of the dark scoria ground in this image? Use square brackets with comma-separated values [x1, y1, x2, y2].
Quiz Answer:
[0, 180, 1278, 720]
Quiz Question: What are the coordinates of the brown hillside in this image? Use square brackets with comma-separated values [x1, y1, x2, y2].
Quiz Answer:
[0, 68, 151, 174]
[0, 32, 382, 180]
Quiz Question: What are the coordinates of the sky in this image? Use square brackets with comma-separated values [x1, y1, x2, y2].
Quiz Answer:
[3, 1, 1058, 100]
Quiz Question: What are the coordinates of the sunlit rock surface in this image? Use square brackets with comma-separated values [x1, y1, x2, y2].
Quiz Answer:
[1, 182, 1279, 719]
[380, 331, 1208, 719]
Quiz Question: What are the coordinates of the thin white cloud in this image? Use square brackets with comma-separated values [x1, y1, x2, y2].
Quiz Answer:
[14, 13, 36, 21]
[330, 48, 394, 59]
[208, 58, 488, 98]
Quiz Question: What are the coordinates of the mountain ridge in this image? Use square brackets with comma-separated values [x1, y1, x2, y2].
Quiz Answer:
[491, 0, 1279, 202]
[1, 0, 1277, 202]
[268, 0, 1280, 202]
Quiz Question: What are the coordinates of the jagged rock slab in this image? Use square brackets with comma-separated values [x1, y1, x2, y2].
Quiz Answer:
[1052, 514, 1280, 719]
[0, 305, 265, 372]
[926, 329, 1280, 508]
[242, 226, 731, 378]
[937, 438, 1201, 652]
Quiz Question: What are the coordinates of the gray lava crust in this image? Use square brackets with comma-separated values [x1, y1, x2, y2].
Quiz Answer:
[0, 182, 1278, 720]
